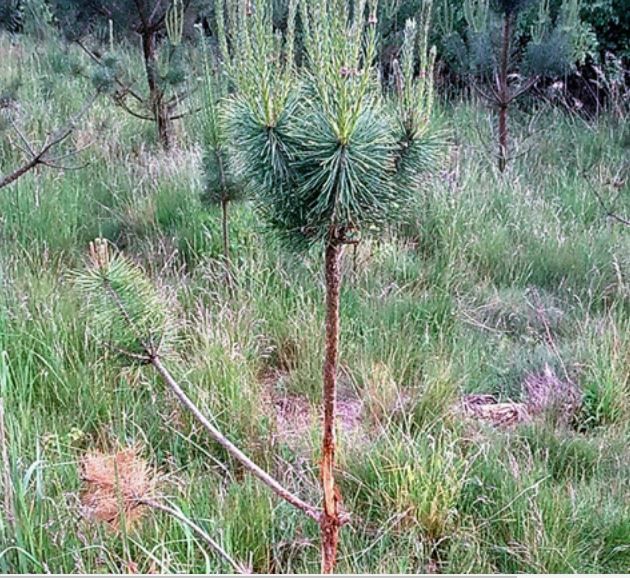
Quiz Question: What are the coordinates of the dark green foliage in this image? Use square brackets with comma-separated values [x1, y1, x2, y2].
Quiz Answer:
[561, 0, 629, 58]
[0, 0, 22, 32]
[523, 27, 574, 77]
[442, 0, 582, 82]
[198, 37, 243, 207]
[90, 54, 121, 93]
[492, 0, 536, 14]
[50, 1, 182, 39]
[284, 90, 397, 240]
[466, 29, 495, 78]
[224, 0, 441, 249]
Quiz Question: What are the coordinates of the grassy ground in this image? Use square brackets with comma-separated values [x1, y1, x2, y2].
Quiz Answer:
[0, 33, 628, 574]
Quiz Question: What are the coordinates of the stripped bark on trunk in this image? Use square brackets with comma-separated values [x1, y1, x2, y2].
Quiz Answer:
[320, 239, 343, 573]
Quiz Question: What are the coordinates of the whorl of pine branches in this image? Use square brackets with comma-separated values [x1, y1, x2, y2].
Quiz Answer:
[222, 0, 442, 249]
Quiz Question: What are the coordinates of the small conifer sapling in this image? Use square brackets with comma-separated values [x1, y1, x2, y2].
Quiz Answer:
[222, 0, 442, 570]
[439, 0, 584, 171]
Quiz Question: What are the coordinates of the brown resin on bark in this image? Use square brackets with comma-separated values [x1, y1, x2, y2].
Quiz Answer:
[320, 239, 343, 573]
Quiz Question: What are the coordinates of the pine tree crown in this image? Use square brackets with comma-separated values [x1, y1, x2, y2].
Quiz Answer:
[440, 0, 585, 80]
[198, 31, 244, 205]
[223, 0, 442, 249]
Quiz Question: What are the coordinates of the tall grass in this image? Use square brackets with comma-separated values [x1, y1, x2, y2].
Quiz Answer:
[0, 32, 628, 573]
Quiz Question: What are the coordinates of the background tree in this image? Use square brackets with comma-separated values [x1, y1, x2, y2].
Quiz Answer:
[197, 29, 243, 265]
[438, 0, 583, 171]
[221, 0, 441, 571]
[60, 0, 205, 149]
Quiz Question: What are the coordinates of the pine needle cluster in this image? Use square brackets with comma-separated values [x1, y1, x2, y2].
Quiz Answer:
[75, 239, 177, 360]
[222, 0, 442, 249]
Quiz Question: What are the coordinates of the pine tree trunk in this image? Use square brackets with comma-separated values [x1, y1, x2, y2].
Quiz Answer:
[221, 198, 230, 264]
[497, 12, 512, 173]
[321, 239, 343, 574]
[142, 31, 172, 150]
[498, 103, 508, 173]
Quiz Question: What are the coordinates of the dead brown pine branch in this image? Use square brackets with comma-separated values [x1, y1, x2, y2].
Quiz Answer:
[80, 448, 249, 573]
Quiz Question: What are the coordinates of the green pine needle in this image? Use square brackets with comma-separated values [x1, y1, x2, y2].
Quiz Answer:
[75, 239, 178, 360]
[223, 0, 444, 250]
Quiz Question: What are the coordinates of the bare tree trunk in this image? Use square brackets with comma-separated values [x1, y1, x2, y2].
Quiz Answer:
[320, 239, 343, 574]
[498, 103, 508, 173]
[142, 31, 172, 150]
[497, 12, 512, 173]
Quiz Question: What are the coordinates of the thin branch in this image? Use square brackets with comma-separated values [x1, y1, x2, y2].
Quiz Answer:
[45, 140, 95, 163]
[471, 81, 499, 105]
[0, 94, 97, 190]
[0, 133, 66, 189]
[165, 85, 197, 108]
[593, 189, 630, 226]
[168, 106, 202, 121]
[149, 355, 321, 522]
[115, 97, 155, 121]
[133, 0, 150, 31]
[39, 160, 91, 172]
[509, 75, 539, 103]
[6, 138, 34, 157]
[147, 0, 166, 31]
[10, 121, 37, 156]
[76, 40, 144, 103]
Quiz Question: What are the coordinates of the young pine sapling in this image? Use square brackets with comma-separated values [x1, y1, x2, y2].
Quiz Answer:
[72, 0, 201, 149]
[197, 29, 244, 265]
[439, 0, 584, 171]
[221, 0, 441, 571]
